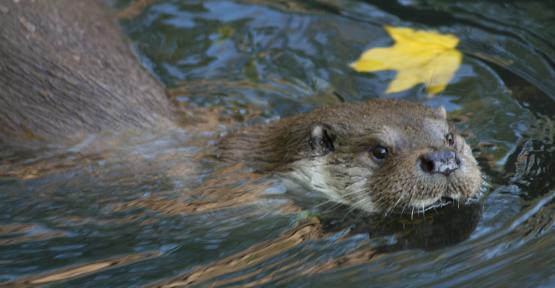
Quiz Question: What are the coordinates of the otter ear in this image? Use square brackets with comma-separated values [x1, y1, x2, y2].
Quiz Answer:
[433, 105, 447, 120]
[309, 124, 335, 155]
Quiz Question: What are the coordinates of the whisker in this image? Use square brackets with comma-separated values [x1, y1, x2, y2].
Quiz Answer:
[385, 196, 405, 217]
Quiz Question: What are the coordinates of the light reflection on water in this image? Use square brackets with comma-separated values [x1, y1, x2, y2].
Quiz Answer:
[1, 0, 555, 286]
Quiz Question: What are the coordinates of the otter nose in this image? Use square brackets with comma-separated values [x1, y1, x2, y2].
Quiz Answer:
[420, 149, 460, 176]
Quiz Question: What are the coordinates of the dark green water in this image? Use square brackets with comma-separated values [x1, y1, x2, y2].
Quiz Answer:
[1, 0, 554, 287]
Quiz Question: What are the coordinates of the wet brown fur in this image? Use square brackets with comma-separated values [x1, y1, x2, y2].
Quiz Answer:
[0, 0, 173, 147]
[219, 100, 445, 171]
[218, 100, 482, 213]
[218, 100, 430, 169]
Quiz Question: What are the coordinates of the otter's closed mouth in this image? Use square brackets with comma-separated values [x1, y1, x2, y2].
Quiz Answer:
[426, 196, 455, 210]
[423, 194, 482, 212]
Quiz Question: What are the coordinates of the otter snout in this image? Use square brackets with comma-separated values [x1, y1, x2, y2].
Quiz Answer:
[419, 149, 460, 176]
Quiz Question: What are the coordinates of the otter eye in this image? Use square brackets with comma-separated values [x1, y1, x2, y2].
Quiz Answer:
[370, 145, 388, 160]
[446, 133, 455, 146]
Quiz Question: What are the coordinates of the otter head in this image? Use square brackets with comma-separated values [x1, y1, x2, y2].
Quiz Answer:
[218, 99, 482, 215]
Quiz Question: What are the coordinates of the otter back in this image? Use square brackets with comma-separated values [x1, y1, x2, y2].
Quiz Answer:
[0, 0, 173, 147]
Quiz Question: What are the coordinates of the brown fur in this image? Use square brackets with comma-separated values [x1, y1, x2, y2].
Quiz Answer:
[218, 100, 482, 213]
[219, 100, 445, 170]
[0, 0, 173, 147]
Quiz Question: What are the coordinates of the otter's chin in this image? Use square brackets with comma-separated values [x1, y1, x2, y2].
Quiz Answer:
[407, 197, 454, 212]
[408, 194, 479, 213]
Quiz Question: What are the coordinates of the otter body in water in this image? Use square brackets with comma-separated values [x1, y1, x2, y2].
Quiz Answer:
[218, 100, 482, 214]
[0, 1, 481, 215]
[0, 0, 172, 148]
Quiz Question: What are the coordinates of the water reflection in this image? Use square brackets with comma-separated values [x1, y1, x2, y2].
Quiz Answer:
[321, 203, 482, 251]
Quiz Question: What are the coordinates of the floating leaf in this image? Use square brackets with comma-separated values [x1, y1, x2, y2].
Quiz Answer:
[351, 26, 462, 95]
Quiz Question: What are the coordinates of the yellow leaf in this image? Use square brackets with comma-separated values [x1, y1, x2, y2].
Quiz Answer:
[351, 26, 462, 95]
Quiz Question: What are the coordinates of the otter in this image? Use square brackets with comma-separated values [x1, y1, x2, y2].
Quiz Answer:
[217, 100, 482, 214]
[0, 1, 482, 215]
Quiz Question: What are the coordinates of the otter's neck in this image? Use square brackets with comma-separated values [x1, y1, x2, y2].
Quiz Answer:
[216, 117, 311, 172]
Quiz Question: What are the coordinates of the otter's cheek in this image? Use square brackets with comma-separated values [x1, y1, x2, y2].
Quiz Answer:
[460, 142, 481, 176]
[368, 154, 422, 210]
[461, 142, 477, 163]
[455, 153, 483, 197]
